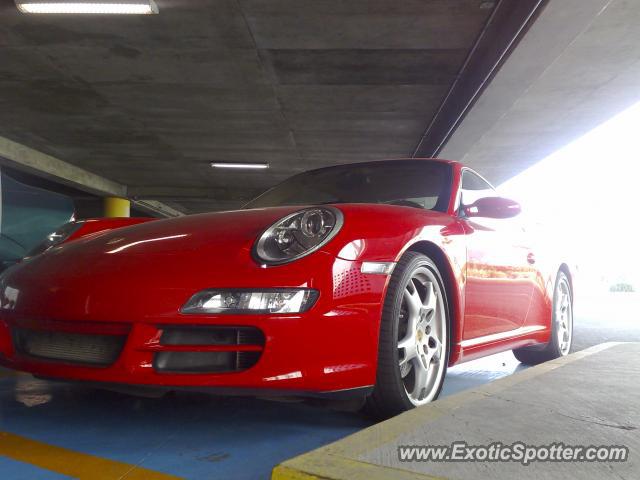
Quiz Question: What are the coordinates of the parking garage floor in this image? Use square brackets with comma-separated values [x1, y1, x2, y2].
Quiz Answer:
[276, 342, 639, 480]
[0, 352, 525, 480]
[1, 293, 637, 479]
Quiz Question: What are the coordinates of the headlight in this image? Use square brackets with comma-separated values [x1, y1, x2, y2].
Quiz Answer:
[253, 207, 343, 265]
[24, 221, 83, 259]
[181, 289, 318, 314]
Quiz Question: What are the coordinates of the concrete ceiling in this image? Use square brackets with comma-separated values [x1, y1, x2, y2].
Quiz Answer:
[0, 0, 496, 213]
[442, 0, 640, 185]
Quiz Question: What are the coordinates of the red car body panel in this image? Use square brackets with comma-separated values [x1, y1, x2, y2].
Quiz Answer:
[67, 217, 157, 242]
[0, 160, 568, 396]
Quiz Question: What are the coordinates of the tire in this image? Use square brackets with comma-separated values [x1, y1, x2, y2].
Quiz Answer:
[513, 271, 573, 365]
[365, 251, 450, 419]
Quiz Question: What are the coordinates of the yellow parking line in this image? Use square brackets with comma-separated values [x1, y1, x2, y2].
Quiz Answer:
[0, 431, 182, 480]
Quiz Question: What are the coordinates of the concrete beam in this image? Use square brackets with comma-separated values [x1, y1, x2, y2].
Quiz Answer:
[0, 135, 125, 197]
[131, 200, 184, 218]
[0, 135, 183, 218]
[128, 186, 265, 202]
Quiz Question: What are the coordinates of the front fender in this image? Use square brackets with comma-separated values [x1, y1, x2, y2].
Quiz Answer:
[319, 204, 467, 365]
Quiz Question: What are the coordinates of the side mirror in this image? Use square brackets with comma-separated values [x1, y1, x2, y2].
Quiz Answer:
[463, 196, 521, 219]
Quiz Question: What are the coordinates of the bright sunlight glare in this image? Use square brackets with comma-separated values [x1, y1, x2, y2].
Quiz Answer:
[498, 101, 640, 292]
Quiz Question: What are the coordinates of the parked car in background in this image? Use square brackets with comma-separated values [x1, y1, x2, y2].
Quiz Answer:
[24, 217, 157, 260]
[0, 170, 74, 271]
[0, 169, 156, 270]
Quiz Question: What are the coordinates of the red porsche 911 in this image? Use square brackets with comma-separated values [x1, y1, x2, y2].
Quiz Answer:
[0, 159, 573, 417]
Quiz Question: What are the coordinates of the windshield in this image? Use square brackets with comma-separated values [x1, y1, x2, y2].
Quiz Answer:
[244, 160, 452, 212]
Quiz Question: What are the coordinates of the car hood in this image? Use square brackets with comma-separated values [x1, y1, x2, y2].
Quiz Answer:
[0, 206, 321, 319]
[37, 203, 450, 259]
[60, 206, 299, 256]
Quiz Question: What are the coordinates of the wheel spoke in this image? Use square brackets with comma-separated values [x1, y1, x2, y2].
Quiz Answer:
[398, 336, 415, 353]
[411, 357, 429, 400]
[398, 314, 417, 348]
[403, 284, 422, 318]
[399, 355, 413, 378]
[423, 282, 437, 311]
[558, 289, 569, 315]
[429, 336, 443, 363]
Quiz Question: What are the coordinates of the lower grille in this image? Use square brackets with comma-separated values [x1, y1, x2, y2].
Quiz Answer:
[236, 351, 261, 370]
[160, 326, 265, 346]
[13, 328, 126, 367]
[155, 326, 264, 374]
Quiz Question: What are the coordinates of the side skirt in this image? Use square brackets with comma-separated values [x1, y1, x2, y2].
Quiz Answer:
[455, 325, 550, 364]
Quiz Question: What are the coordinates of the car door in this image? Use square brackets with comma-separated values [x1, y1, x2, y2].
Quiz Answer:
[459, 169, 535, 341]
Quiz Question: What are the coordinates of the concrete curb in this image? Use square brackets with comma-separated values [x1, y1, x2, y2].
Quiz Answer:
[271, 342, 621, 480]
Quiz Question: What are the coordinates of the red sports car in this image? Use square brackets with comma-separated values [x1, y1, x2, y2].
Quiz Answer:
[0, 159, 573, 417]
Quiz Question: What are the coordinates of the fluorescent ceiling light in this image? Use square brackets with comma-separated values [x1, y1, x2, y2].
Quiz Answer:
[16, 1, 158, 14]
[211, 162, 269, 170]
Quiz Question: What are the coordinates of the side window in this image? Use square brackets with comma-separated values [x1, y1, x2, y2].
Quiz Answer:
[459, 170, 495, 209]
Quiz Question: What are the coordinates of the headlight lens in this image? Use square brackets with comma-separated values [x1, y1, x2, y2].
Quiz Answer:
[254, 207, 343, 265]
[181, 289, 318, 314]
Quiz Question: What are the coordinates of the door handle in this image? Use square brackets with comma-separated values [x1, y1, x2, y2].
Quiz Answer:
[527, 252, 536, 265]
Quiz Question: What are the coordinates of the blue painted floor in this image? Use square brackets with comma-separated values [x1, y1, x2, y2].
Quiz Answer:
[0, 351, 524, 479]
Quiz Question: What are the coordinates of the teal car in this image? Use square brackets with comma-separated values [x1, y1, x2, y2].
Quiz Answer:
[0, 170, 74, 271]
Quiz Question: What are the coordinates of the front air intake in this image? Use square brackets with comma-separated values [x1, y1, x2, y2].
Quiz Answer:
[13, 328, 126, 367]
[153, 326, 265, 374]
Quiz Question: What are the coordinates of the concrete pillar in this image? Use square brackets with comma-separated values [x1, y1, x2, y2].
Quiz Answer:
[104, 197, 130, 217]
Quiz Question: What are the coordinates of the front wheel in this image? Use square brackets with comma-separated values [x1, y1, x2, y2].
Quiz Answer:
[365, 252, 449, 419]
[513, 271, 573, 365]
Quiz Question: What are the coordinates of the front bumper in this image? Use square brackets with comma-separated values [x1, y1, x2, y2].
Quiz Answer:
[0, 251, 389, 395]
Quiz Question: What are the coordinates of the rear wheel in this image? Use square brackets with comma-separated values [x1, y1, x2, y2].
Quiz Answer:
[365, 252, 449, 419]
[513, 271, 573, 365]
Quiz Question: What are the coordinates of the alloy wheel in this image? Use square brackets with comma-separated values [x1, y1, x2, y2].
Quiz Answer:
[397, 266, 447, 405]
[556, 277, 573, 355]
